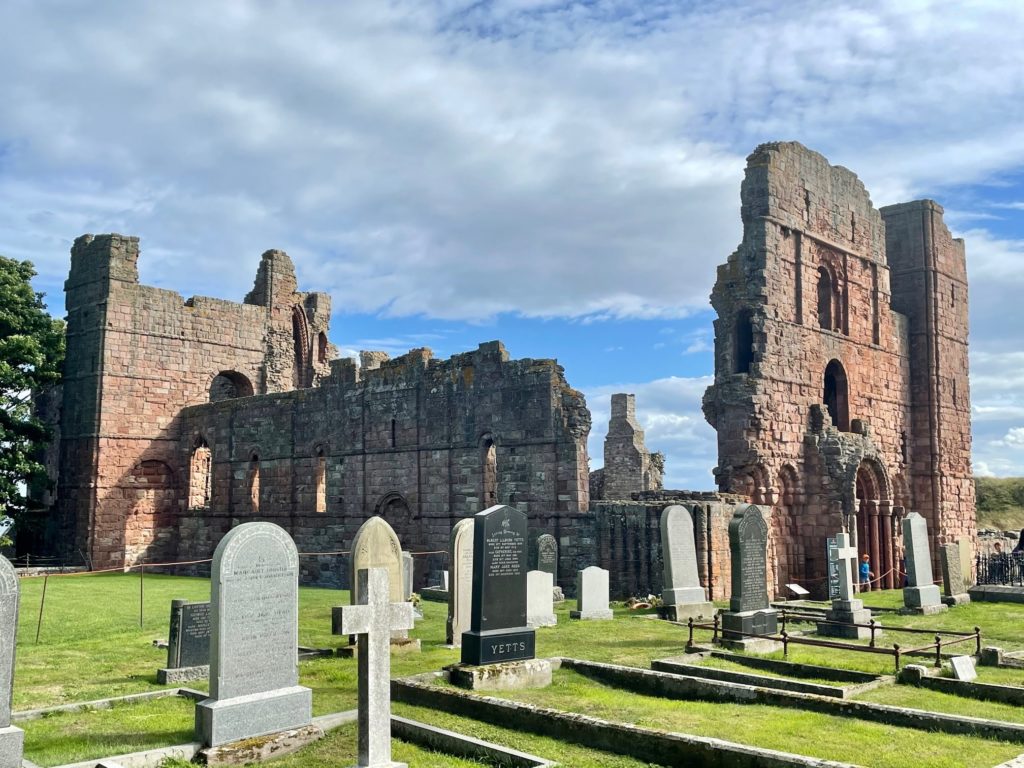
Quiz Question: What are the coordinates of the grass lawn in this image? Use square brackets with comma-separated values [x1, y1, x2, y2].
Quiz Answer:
[14, 573, 1024, 767]
[457, 667, 1023, 768]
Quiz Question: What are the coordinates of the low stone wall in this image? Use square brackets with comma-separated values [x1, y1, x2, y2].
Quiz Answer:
[707, 652, 881, 684]
[899, 666, 1024, 706]
[653, 658, 851, 698]
[969, 586, 1024, 604]
[561, 658, 1024, 744]
[394, 671, 857, 768]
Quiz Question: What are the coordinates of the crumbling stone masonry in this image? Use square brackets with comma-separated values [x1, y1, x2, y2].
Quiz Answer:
[589, 393, 664, 501]
[41, 141, 976, 604]
[51, 234, 590, 579]
[702, 142, 975, 598]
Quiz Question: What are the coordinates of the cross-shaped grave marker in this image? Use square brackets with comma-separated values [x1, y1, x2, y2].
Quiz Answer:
[336, 567, 414, 768]
[830, 531, 859, 601]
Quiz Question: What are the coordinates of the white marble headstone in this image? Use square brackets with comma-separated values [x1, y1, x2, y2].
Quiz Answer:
[526, 570, 556, 627]
[446, 518, 474, 646]
[0, 556, 23, 766]
[571, 566, 613, 620]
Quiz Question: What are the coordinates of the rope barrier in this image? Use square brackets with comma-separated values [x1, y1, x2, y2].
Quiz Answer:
[17, 548, 450, 580]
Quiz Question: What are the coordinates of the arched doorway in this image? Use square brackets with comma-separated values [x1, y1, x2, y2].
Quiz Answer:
[823, 360, 850, 431]
[375, 491, 414, 543]
[855, 459, 894, 590]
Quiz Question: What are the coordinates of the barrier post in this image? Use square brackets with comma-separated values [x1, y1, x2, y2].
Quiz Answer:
[934, 634, 942, 668]
[893, 644, 901, 673]
[869, 619, 877, 648]
[687, 617, 694, 647]
[34, 574, 49, 644]
[712, 613, 720, 644]
[781, 630, 789, 658]
[139, 565, 145, 629]
[975, 627, 982, 656]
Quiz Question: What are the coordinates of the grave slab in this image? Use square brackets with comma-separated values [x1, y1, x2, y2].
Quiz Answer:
[570, 566, 614, 620]
[461, 505, 536, 665]
[951, 655, 978, 682]
[0, 556, 24, 767]
[526, 571, 556, 628]
[659, 505, 714, 622]
[719, 506, 778, 650]
[901, 512, 946, 615]
[195, 523, 315, 748]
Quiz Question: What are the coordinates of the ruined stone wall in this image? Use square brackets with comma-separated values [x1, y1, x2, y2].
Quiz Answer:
[883, 201, 975, 550]
[55, 235, 332, 568]
[590, 393, 664, 500]
[168, 340, 591, 588]
[702, 142, 975, 596]
[577, 493, 751, 600]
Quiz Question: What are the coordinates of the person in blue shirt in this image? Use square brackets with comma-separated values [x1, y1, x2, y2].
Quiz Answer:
[859, 554, 874, 592]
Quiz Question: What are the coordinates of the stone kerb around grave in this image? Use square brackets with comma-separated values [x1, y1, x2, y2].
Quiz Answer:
[0, 556, 23, 767]
[196, 522, 314, 748]
[659, 504, 714, 621]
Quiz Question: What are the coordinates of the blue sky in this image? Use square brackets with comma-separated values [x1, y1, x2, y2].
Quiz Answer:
[2, 0, 1024, 488]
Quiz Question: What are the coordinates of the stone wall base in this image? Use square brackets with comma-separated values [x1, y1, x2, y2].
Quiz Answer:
[447, 659, 553, 691]
[196, 724, 323, 766]
[196, 685, 312, 747]
[157, 665, 209, 685]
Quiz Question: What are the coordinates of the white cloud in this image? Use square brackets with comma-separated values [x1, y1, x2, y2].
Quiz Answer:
[3, 1, 1024, 322]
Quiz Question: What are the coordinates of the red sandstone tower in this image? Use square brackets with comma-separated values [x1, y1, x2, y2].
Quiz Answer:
[703, 143, 974, 598]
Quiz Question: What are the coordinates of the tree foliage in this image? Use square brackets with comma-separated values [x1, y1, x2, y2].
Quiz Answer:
[0, 256, 64, 520]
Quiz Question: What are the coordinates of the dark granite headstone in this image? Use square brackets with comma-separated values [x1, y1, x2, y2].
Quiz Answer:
[730, 505, 769, 613]
[536, 534, 557, 579]
[720, 505, 778, 643]
[168, 600, 211, 669]
[461, 505, 535, 666]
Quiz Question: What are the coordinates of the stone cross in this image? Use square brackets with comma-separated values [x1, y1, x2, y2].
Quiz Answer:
[830, 532, 858, 602]
[338, 567, 414, 768]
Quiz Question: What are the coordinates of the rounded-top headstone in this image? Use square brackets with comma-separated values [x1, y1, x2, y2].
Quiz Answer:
[447, 518, 475, 646]
[660, 504, 705, 604]
[728, 505, 769, 613]
[209, 522, 300, 700]
[0, 556, 18, 727]
[350, 516, 403, 604]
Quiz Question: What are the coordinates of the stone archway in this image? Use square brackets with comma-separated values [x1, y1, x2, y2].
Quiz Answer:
[770, 465, 803, 597]
[855, 458, 894, 590]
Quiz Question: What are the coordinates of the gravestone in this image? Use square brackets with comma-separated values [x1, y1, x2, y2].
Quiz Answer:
[720, 505, 779, 648]
[196, 523, 316, 748]
[818, 532, 874, 639]
[958, 538, 975, 588]
[446, 518, 474, 647]
[570, 566, 613, 620]
[338, 567, 414, 768]
[402, 551, 413, 600]
[336, 517, 418, 652]
[535, 534, 557, 578]
[940, 542, 971, 605]
[0, 556, 23, 767]
[157, 599, 211, 683]
[659, 504, 714, 621]
[460, 505, 536, 665]
[902, 512, 946, 614]
[950, 655, 978, 682]
[526, 570, 556, 627]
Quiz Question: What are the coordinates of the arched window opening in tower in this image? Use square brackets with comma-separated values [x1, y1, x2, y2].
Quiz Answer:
[734, 309, 755, 374]
[817, 267, 836, 330]
[823, 359, 850, 431]
[481, 434, 497, 508]
[248, 455, 260, 514]
[315, 447, 326, 514]
[189, 438, 212, 509]
[209, 371, 254, 402]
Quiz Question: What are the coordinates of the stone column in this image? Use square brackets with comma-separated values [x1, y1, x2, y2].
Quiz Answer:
[880, 502, 894, 589]
[868, 501, 881, 591]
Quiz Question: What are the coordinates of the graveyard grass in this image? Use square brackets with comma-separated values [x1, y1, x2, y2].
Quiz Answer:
[13, 572, 1024, 767]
